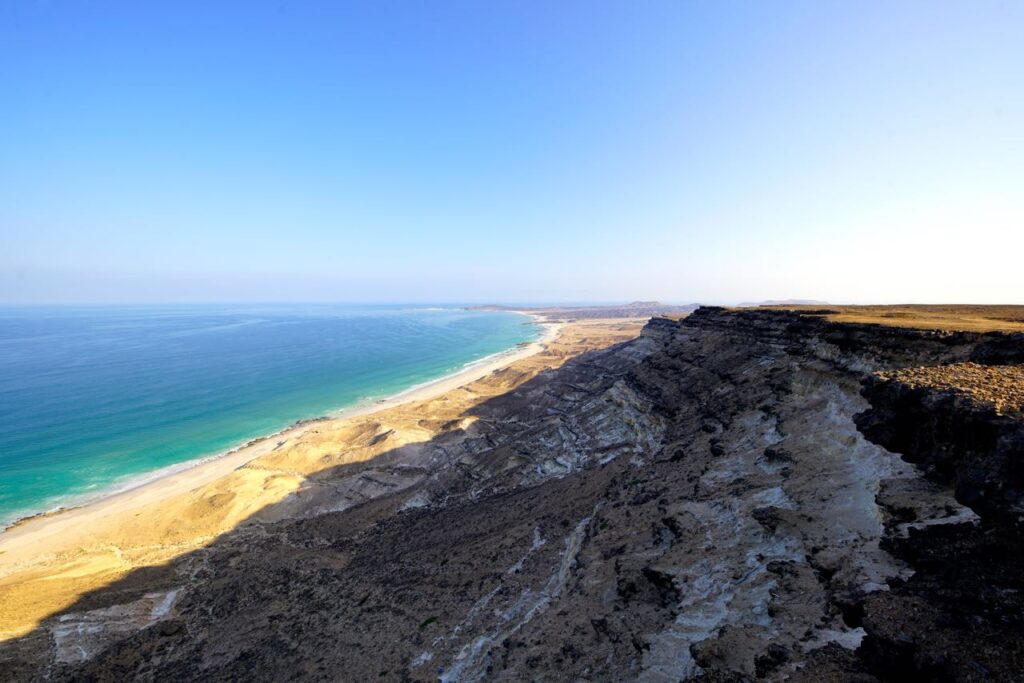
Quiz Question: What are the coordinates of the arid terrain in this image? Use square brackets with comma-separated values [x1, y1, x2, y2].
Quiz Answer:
[1, 306, 1022, 681]
[877, 363, 1024, 416]
[754, 304, 1024, 333]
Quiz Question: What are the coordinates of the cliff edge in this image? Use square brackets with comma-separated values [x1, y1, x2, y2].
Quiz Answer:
[1, 308, 1021, 681]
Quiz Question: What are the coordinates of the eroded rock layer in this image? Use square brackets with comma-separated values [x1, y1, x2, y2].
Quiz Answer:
[2, 308, 1022, 681]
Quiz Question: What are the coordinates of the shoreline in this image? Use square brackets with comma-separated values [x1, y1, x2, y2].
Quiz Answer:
[0, 316, 647, 643]
[330, 313, 552, 422]
[0, 313, 558, 544]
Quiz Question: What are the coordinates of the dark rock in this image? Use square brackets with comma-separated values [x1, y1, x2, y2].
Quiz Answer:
[754, 643, 790, 677]
[6, 307, 1022, 682]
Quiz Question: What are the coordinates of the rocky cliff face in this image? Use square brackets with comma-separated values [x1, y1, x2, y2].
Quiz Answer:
[853, 369, 1024, 680]
[2, 308, 1021, 682]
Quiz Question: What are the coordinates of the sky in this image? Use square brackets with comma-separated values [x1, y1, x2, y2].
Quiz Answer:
[1, 1, 1022, 305]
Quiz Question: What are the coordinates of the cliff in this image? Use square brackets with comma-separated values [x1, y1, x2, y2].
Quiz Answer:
[1, 308, 1021, 681]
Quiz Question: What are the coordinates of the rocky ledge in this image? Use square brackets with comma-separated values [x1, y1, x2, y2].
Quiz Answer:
[876, 363, 1024, 416]
[1, 307, 1022, 681]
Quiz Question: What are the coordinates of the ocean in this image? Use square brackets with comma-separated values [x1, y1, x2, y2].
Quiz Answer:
[0, 305, 539, 527]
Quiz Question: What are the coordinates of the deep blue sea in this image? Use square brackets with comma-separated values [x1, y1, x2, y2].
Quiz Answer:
[0, 305, 538, 527]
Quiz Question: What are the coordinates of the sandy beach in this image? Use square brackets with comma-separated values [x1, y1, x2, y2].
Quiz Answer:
[0, 316, 642, 641]
[0, 315, 558, 554]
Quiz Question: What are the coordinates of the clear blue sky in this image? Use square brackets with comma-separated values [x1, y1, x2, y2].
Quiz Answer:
[2, 1, 1021, 304]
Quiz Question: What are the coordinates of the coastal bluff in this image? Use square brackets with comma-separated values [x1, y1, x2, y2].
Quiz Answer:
[2, 307, 1023, 681]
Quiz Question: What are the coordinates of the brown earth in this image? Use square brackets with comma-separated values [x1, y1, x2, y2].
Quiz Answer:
[877, 362, 1024, 415]
[751, 304, 1024, 333]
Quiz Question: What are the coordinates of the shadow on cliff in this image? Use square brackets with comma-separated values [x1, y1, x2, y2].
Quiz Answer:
[0, 336, 642, 679]
[5, 310, 1023, 681]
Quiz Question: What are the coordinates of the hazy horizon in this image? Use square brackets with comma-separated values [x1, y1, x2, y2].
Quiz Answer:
[3, 2, 1022, 305]
[4, 298, 1024, 309]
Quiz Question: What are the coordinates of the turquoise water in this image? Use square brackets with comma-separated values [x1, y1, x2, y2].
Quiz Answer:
[0, 305, 538, 527]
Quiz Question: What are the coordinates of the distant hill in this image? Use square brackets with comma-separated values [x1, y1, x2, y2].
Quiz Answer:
[468, 301, 699, 320]
[736, 299, 830, 307]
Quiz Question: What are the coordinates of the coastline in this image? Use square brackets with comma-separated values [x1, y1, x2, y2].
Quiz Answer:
[331, 313, 554, 422]
[0, 314, 558, 549]
[0, 315, 646, 644]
